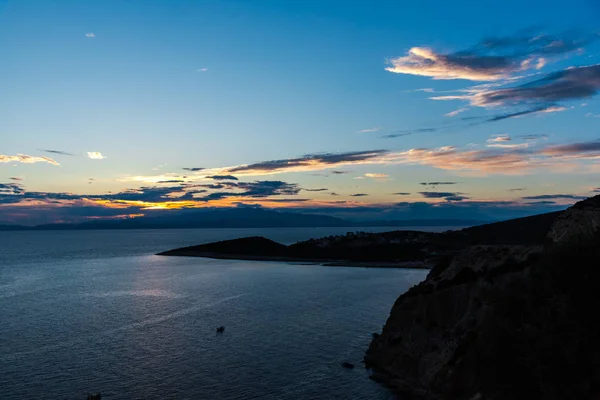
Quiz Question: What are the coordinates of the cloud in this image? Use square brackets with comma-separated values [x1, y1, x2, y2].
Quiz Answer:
[85, 33, 95, 38]
[536, 57, 547, 70]
[393, 146, 535, 174]
[331, 170, 350, 175]
[445, 107, 469, 117]
[419, 182, 457, 186]
[485, 104, 566, 122]
[0, 154, 59, 166]
[419, 191, 468, 202]
[381, 132, 413, 139]
[365, 173, 388, 179]
[386, 47, 519, 81]
[10, 177, 23, 181]
[304, 188, 328, 192]
[187, 180, 301, 201]
[522, 194, 588, 200]
[540, 139, 600, 156]
[386, 32, 596, 81]
[234, 181, 300, 197]
[380, 127, 439, 139]
[350, 193, 369, 197]
[182, 167, 205, 171]
[206, 175, 239, 181]
[519, 134, 548, 141]
[226, 150, 389, 175]
[393, 192, 411, 195]
[508, 188, 526, 192]
[357, 127, 382, 133]
[486, 142, 530, 150]
[391, 140, 600, 175]
[156, 180, 185, 183]
[487, 135, 512, 143]
[0, 180, 299, 208]
[469, 64, 600, 107]
[87, 152, 106, 160]
[40, 149, 75, 156]
[0, 183, 24, 195]
[197, 68, 208, 72]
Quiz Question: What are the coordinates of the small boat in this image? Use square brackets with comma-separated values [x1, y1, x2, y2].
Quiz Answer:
[216, 326, 225, 333]
[341, 362, 355, 369]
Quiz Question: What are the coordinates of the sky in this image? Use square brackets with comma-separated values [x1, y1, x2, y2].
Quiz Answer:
[1, 0, 600, 225]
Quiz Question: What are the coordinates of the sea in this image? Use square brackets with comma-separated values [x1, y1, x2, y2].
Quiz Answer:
[0, 227, 453, 400]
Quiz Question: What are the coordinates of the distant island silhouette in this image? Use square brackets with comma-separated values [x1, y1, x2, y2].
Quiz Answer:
[0, 207, 487, 230]
[157, 211, 561, 268]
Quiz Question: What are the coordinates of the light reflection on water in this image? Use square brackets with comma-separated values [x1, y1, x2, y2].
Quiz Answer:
[0, 228, 431, 399]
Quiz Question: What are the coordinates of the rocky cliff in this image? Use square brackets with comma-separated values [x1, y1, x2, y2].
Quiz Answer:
[365, 195, 600, 400]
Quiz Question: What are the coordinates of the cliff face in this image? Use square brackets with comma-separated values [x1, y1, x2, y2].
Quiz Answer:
[365, 195, 600, 400]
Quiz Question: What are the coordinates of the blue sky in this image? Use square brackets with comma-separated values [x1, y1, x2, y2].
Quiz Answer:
[1, 0, 600, 224]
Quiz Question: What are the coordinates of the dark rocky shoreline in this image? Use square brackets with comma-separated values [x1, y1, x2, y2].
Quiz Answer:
[365, 195, 600, 399]
[157, 211, 561, 268]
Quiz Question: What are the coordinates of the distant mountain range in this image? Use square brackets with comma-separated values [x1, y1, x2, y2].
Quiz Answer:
[0, 208, 487, 230]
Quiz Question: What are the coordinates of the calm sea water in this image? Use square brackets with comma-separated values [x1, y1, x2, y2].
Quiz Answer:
[0, 227, 437, 400]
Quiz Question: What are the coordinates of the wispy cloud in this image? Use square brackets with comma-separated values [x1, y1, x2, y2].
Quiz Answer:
[539, 139, 600, 156]
[357, 127, 382, 133]
[87, 152, 106, 160]
[386, 31, 596, 81]
[85, 33, 95, 38]
[125, 136, 600, 185]
[487, 135, 512, 143]
[10, 177, 23, 181]
[0, 183, 24, 195]
[522, 194, 588, 200]
[226, 150, 389, 175]
[392, 192, 411, 195]
[381, 132, 413, 139]
[519, 134, 548, 141]
[476, 65, 600, 106]
[419, 182, 457, 186]
[387, 47, 518, 81]
[381, 127, 438, 139]
[419, 191, 468, 201]
[182, 167, 205, 172]
[393, 138, 600, 175]
[206, 175, 239, 181]
[40, 149, 74, 156]
[364, 173, 388, 179]
[445, 107, 469, 117]
[0, 154, 59, 166]
[486, 142, 530, 150]
[485, 105, 567, 122]
[350, 193, 369, 197]
[433, 65, 600, 114]
[197, 68, 209, 72]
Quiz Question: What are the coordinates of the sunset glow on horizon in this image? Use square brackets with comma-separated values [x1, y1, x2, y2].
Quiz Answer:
[2, 0, 600, 225]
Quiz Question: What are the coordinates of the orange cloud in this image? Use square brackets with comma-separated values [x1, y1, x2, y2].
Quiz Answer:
[0, 154, 59, 165]
[386, 47, 515, 81]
